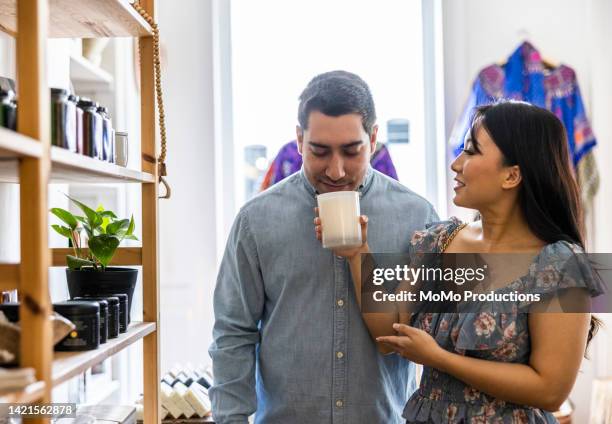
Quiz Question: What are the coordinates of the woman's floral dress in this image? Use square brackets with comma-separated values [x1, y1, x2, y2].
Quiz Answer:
[404, 218, 602, 424]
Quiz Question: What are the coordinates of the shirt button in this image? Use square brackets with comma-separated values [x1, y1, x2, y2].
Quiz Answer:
[336, 351, 344, 359]
[337, 299, 344, 307]
[336, 400, 344, 408]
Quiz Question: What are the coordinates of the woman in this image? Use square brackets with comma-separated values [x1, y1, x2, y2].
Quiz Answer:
[314, 101, 601, 423]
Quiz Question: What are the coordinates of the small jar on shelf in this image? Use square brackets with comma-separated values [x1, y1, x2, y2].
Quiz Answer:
[97, 105, 115, 163]
[50, 88, 77, 152]
[0, 88, 17, 131]
[77, 97, 103, 159]
[74, 94, 85, 154]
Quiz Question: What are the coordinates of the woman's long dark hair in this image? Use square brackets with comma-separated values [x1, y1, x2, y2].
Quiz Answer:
[471, 100, 600, 349]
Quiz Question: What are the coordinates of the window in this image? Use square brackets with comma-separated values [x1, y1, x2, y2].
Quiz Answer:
[230, 0, 427, 204]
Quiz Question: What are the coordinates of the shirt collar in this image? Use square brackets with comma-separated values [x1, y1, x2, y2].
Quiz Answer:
[300, 166, 374, 198]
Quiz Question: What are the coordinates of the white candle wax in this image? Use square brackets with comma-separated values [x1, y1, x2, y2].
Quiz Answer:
[317, 191, 362, 249]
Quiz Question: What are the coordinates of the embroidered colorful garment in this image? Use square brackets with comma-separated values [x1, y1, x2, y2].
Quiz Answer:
[404, 217, 603, 424]
[259, 141, 398, 191]
[449, 41, 599, 204]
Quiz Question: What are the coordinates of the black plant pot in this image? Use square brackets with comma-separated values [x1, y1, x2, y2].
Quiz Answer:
[66, 267, 138, 321]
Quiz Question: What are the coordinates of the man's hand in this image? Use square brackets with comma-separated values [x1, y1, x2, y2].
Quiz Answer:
[314, 207, 369, 259]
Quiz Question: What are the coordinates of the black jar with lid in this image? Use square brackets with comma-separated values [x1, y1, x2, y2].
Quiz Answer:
[74, 95, 84, 154]
[73, 297, 109, 344]
[97, 106, 114, 163]
[53, 301, 100, 351]
[66, 94, 78, 153]
[0, 88, 17, 131]
[77, 98, 103, 159]
[76, 295, 120, 339]
[50, 88, 76, 152]
[110, 293, 129, 332]
[0, 302, 19, 323]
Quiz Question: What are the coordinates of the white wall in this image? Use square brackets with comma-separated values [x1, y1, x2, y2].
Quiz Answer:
[157, 0, 218, 373]
[442, 1, 612, 421]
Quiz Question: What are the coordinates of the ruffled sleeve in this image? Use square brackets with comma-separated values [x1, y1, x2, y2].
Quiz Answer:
[516, 240, 605, 307]
[409, 217, 463, 253]
[450, 240, 604, 359]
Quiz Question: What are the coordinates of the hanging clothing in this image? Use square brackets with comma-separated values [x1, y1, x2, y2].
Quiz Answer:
[259, 140, 399, 191]
[449, 41, 599, 205]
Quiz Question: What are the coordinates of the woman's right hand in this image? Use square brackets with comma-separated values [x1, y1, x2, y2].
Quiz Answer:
[314, 207, 370, 259]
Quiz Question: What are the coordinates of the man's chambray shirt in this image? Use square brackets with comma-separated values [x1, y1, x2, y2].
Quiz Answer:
[209, 167, 438, 424]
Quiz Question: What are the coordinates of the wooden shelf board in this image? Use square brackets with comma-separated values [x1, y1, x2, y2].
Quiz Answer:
[53, 322, 156, 387]
[0, 323, 155, 404]
[51, 247, 142, 267]
[0, 0, 152, 38]
[51, 147, 155, 183]
[70, 54, 114, 86]
[0, 128, 42, 159]
[0, 148, 155, 184]
[0, 381, 45, 404]
[0, 160, 19, 183]
[0, 263, 19, 290]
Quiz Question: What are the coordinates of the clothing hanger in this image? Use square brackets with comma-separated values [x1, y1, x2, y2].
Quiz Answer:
[541, 57, 559, 70]
[517, 30, 560, 69]
[496, 32, 560, 70]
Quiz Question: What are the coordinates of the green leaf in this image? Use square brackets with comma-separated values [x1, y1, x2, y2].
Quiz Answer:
[66, 195, 103, 230]
[123, 234, 139, 241]
[75, 215, 87, 224]
[66, 255, 95, 270]
[107, 219, 130, 236]
[88, 234, 120, 268]
[126, 215, 135, 236]
[99, 211, 117, 219]
[100, 216, 111, 233]
[96, 205, 111, 233]
[51, 224, 73, 239]
[50, 208, 78, 230]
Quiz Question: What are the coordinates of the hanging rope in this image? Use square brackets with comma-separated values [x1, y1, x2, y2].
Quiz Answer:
[132, 1, 171, 199]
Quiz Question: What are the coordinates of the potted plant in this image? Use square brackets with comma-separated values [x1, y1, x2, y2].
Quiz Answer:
[50, 195, 138, 317]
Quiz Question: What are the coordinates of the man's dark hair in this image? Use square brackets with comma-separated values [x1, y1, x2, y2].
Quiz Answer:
[298, 70, 377, 135]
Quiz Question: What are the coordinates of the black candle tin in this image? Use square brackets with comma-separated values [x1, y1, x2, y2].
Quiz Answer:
[77, 295, 120, 339]
[110, 293, 129, 332]
[53, 301, 100, 351]
[73, 297, 109, 344]
[0, 302, 19, 323]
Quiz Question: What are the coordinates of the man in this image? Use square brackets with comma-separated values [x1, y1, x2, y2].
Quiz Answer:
[209, 70, 438, 423]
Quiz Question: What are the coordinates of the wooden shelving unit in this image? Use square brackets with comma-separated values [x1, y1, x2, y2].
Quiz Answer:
[0, 127, 42, 158]
[51, 247, 143, 267]
[0, 263, 19, 290]
[0, 323, 156, 404]
[0, 0, 161, 423]
[0, 0, 152, 38]
[0, 381, 46, 404]
[53, 322, 156, 387]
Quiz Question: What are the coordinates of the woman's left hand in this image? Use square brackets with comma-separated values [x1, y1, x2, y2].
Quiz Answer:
[377, 323, 448, 368]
